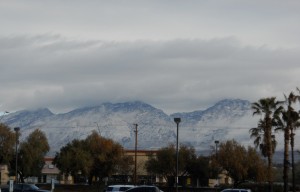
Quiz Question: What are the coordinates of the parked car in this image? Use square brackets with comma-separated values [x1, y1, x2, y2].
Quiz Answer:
[221, 189, 251, 192]
[105, 185, 135, 192]
[125, 186, 162, 192]
[1, 183, 50, 192]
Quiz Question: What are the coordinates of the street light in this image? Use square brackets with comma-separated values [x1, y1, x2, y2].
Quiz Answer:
[214, 140, 219, 186]
[174, 117, 181, 192]
[14, 127, 20, 183]
[215, 140, 219, 160]
[133, 124, 138, 185]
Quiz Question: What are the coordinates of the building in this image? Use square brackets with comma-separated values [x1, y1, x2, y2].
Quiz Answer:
[0, 164, 9, 185]
[40, 157, 61, 184]
[119, 150, 164, 184]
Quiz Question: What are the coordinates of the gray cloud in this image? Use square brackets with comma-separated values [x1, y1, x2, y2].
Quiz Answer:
[0, 35, 299, 114]
[1, 1, 300, 114]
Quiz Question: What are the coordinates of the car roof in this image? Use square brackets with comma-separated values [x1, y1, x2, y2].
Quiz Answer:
[221, 189, 251, 192]
[108, 185, 135, 187]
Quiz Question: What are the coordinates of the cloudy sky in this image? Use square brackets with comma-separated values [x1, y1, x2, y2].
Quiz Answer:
[1, 1, 300, 114]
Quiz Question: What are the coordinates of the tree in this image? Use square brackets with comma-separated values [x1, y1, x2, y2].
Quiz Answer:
[115, 155, 134, 177]
[186, 156, 210, 186]
[216, 140, 267, 186]
[276, 91, 300, 192]
[0, 123, 15, 165]
[145, 144, 196, 185]
[289, 88, 300, 192]
[295, 157, 300, 185]
[250, 97, 283, 192]
[54, 139, 93, 178]
[17, 129, 50, 182]
[246, 146, 268, 182]
[54, 131, 126, 185]
[85, 131, 125, 183]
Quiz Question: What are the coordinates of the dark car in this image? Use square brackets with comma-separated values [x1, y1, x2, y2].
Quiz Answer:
[125, 186, 162, 192]
[1, 183, 50, 192]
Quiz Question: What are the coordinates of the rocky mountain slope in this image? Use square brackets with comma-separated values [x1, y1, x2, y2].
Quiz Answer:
[1, 99, 292, 158]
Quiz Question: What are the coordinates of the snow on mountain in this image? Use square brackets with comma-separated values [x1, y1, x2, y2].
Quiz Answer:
[1, 99, 292, 157]
[170, 99, 258, 151]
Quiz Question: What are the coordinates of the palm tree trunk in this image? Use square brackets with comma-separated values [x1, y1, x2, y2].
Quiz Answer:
[267, 154, 273, 192]
[283, 126, 290, 192]
[290, 131, 295, 192]
[267, 118, 273, 192]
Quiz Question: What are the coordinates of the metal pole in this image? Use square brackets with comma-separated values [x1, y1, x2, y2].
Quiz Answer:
[215, 140, 219, 160]
[174, 118, 181, 192]
[14, 127, 20, 183]
[134, 124, 138, 185]
[291, 131, 295, 192]
[215, 140, 219, 186]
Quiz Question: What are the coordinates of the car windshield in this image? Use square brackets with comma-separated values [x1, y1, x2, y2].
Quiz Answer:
[24, 184, 40, 190]
[106, 185, 134, 191]
[119, 187, 132, 191]
[14, 184, 40, 190]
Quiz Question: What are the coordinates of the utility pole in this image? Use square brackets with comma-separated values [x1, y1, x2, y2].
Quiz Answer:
[174, 118, 181, 192]
[14, 127, 20, 183]
[215, 140, 219, 160]
[134, 124, 138, 185]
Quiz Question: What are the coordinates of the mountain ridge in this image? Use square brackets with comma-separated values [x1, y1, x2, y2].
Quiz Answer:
[1, 99, 289, 159]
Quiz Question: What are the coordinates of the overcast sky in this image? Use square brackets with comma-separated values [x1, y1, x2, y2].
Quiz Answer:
[1, 1, 300, 114]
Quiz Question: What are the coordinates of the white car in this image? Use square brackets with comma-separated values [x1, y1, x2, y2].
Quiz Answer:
[221, 189, 251, 192]
[124, 185, 162, 192]
[105, 185, 135, 192]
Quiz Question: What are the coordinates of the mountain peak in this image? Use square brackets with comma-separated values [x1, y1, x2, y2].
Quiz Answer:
[3, 108, 53, 128]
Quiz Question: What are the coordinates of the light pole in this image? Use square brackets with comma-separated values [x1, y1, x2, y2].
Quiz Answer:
[215, 140, 219, 160]
[174, 118, 181, 192]
[133, 124, 138, 185]
[215, 140, 219, 186]
[14, 127, 20, 183]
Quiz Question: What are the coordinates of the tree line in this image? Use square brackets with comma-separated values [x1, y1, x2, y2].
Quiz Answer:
[144, 141, 267, 187]
[0, 123, 281, 188]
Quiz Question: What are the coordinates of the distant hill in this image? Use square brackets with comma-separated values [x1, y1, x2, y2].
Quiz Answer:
[2, 99, 299, 163]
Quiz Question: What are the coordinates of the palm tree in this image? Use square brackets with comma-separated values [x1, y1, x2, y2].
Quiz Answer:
[276, 92, 300, 192]
[289, 89, 300, 192]
[289, 114, 300, 192]
[250, 97, 283, 192]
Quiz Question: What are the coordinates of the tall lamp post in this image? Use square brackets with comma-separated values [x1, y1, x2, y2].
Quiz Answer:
[133, 124, 138, 185]
[174, 118, 181, 192]
[14, 127, 20, 183]
[215, 140, 219, 160]
[215, 140, 219, 186]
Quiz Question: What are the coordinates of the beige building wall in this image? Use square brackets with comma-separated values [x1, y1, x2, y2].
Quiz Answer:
[125, 150, 157, 175]
[0, 164, 10, 185]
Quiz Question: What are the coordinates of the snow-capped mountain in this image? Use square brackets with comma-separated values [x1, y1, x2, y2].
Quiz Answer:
[1, 99, 291, 157]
